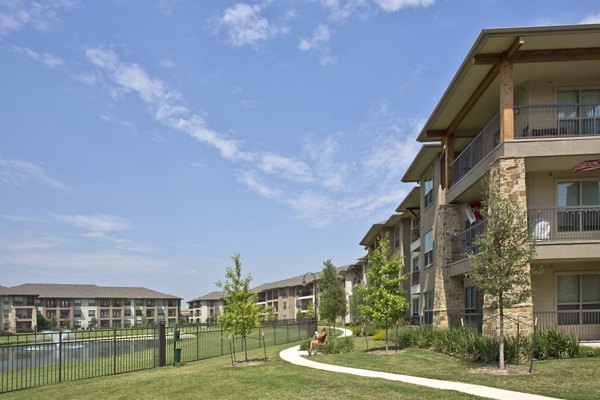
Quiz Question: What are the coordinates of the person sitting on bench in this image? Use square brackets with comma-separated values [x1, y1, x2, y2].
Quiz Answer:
[308, 327, 327, 355]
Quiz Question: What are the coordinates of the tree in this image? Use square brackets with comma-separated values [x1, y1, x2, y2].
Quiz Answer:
[89, 317, 98, 330]
[357, 233, 408, 351]
[466, 176, 536, 369]
[318, 260, 347, 330]
[217, 253, 272, 362]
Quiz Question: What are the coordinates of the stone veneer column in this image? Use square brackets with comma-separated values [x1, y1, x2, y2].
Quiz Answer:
[433, 204, 464, 328]
[482, 157, 534, 336]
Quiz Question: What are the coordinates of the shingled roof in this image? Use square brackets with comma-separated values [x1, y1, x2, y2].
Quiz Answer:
[187, 290, 225, 303]
[3, 283, 181, 300]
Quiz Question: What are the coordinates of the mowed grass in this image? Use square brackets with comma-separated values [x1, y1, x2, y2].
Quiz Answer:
[2, 341, 480, 400]
[3, 337, 600, 400]
[319, 338, 600, 400]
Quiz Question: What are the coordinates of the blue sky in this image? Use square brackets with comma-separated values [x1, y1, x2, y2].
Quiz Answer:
[1, 0, 599, 303]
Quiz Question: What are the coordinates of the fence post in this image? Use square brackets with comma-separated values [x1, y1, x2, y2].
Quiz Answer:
[113, 328, 117, 375]
[273, 323, 276, 345]
[159, 321, 166, 367]
[58, 329, 63, 384]
[516, 320, 520, 367]
[220, 325, 224, 356]
[196, 322, 199, 361]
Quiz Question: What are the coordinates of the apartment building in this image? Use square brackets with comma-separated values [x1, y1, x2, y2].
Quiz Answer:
[396, 24, 600, 339]
[188, 266, 358, 323]
[2, 284, 181, 333]
[187, 291, 224, 324]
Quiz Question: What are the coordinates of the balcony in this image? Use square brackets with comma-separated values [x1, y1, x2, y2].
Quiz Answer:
[411, 270, 420, 286]
[450, 220, 485, 263]
[411, 224, 420, 243]
[528, 207, 600, 240]
[450, 114, 500, 187]
[515, 103, 600, 138]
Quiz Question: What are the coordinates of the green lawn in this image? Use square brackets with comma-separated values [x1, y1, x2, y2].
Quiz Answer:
[1, 342, 479, 400]
[319, 338, 600, 400]
[3, 338, 599, 399]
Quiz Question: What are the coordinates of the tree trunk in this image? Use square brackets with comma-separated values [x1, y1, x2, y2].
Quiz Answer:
[243, 334, 248, 362]
[499, 295, 505, 369]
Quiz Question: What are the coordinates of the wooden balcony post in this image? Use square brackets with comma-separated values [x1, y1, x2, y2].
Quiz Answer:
[444, 133, 454, 189]
[499, 59, 514, 142]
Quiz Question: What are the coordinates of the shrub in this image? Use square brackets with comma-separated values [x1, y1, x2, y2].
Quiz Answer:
[321, 336, 354, 354]
[531, 328, 579, 359]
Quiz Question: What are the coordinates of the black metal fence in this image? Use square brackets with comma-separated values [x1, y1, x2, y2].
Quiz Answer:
[0, 319, 312, 394]
[534, 311, 600, 342]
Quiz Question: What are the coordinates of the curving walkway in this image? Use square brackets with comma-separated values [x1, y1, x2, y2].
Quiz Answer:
[279, 328, 561, 400]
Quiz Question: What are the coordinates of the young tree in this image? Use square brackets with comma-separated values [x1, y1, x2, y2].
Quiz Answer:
[319, 260, 347, 330]
[217, 253, 272, 362]
[357, 233, 408, 351]
[466, 176, 536, 369]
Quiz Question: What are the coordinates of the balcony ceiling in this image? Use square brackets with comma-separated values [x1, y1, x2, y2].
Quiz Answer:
[419, 24, 600, 142]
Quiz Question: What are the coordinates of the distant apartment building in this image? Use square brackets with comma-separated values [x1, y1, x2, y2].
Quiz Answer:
[367, 24, 600, 340]
[1, 284, 181, 333]
[187, 291, 224, 324]
[188, 266, 358, 323]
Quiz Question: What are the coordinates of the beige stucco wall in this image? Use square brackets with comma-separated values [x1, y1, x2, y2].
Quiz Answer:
[532, 261, 600, 313]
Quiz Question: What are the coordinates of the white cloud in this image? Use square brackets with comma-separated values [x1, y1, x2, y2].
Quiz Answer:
[299, 24, 334, 66]
[581, 12, 600, 24]
[258, 153, 315, 183]
[0, 157, 70, 193]
[13, 46, 64, 68]
[0, 0, 76, 35]
[241, 98, 259, 108]
[374, 0, 435, 12]
[159, 59, 174, 68]
[237, 170, 282, 199]
[55, 214, 132, 233]
[219, 3, 286, 47]
[86, 47, 249, 161]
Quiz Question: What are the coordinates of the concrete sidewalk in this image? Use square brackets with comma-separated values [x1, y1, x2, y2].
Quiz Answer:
[279, 333, 562, 400]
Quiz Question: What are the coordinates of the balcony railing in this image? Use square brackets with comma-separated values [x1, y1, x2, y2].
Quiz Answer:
[515, 103, 600, 138]
[535, 311, 600, 341]
[411, 224, 420, 243]
[450, 220, 485, 262]
[450, 113, 500, 187]
[411, 270, 420, 286]
[528, 207, 600, 240]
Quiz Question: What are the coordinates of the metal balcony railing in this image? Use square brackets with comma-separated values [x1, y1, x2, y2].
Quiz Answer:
[411, 224, 420, 243]
[450, 220, 485, 262]
[528, 207, 600, 240]
[450, 114, 500, 187]
[534, 311, 600, 341]
[515, 103, 600, 138]
[411, 270, 420, 286]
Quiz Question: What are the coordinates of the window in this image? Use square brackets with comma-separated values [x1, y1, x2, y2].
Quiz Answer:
[88, 299, 95, 306]
[411, 297, 419, 318]
[465, 287, 479, 314]
[60, 300, 70, 308]
[423, 292, 434, 325]
[557, 180, 600, 231]
[112, 299, 121, 307]
[135, 309, 142, 317]
[124, 299, 131, 306]
[74, 299, 81, 306]
[124, 309, 132, 317]
[557, 274, 600, 325]
[557, 89, 600, 135]
[393, 225, 401, 250]
[146, 300, 155, 307]
[100, 300, 110, 308]
[46, 299, 57, 308]
[135, 299, 143, 306]
[113, 310, 121, 318]
[423, 230, 434, 267]
[88, 310, 96, 317]
[74, 310, 82, 318]
[411, 255, 420, 286]
[423, 167, 434, 208]
[3, 297, 8, 305]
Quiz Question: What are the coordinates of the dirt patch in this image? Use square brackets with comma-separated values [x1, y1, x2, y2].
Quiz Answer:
[469, 365, 532, 375]
[367, 349, 404, 355]
[229, 360, 267, 367]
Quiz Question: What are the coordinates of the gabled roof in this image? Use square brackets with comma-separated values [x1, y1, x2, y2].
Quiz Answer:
[418, 24, 600, 142]
[395, 186, 420, 212]
[187, 291, 225, 303]
[401, 144, 442, 182]
[4, 283, 181, 300]
[251, 271, 323, 293]
[359, 213, 406, 247]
